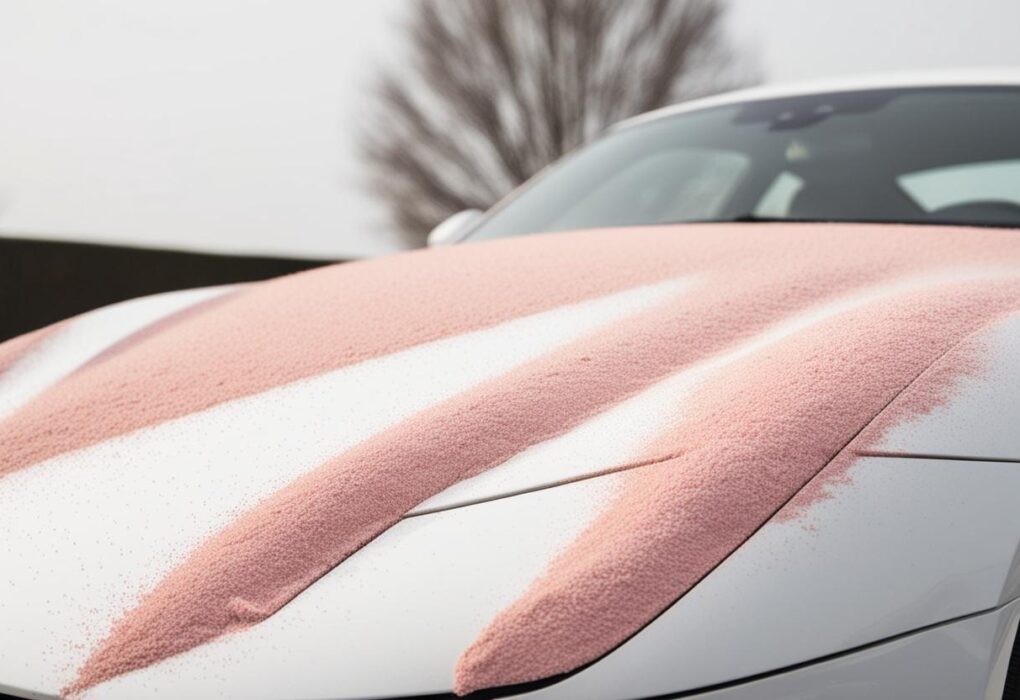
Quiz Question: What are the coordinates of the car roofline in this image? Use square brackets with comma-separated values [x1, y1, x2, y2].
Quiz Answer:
[612, 68, 1020, 132]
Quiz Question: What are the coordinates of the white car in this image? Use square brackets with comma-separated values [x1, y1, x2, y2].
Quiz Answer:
[3, 71, 1020, 700]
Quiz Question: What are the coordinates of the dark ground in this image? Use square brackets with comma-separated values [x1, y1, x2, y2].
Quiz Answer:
[0, 235, 337, 342]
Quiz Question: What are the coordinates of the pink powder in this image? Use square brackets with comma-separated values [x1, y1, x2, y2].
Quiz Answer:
[776, 333, 994, 523]
[20, 223, 1020, 694]
[1, 227, 721, 477]
[5, 224, 1006, 479]
[453, 281, 1020, 694]
[66, 256, 882, 693]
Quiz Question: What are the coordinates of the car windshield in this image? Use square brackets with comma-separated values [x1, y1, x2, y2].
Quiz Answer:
[467, 86, 1020, 240]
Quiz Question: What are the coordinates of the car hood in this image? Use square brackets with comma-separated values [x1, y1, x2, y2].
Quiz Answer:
[3, 222, 1020, 699]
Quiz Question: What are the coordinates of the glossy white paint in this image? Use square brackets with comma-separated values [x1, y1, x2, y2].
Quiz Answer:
[515, 456, 1020, 699]
[875, 312, 1020, 461]
[0, 277, 690, 699]
[685, 600, 1020, 700]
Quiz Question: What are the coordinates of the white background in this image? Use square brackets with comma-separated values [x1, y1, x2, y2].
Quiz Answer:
[1, 0, 1018, 259]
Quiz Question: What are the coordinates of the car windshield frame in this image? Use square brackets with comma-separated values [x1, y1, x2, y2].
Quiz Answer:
[464, 85, 1020, 242]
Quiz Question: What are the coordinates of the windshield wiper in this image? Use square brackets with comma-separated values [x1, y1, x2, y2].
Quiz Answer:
[670, 215, 1020, 229]
[725, 214, 790, 223]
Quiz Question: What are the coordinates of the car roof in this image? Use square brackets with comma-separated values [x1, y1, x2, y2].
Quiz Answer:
[614, 68, 1020, 132]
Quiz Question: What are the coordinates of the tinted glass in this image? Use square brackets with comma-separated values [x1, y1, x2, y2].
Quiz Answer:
[468, 87, 1020, 240]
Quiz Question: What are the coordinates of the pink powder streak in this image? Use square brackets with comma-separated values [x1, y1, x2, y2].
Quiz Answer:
[0, 228, 723, 478]
[453, 282, 1020, 694]
[66, 261, 875, 694]
[44, 224, 1020, 693]
[3, 224, 1003, 479]
[775, 333, 995, 524]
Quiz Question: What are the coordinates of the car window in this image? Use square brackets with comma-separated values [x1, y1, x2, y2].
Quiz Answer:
[542, 149, 749, 232]
[467, 87, 1020, 240]
[898, 159, 1020, 211]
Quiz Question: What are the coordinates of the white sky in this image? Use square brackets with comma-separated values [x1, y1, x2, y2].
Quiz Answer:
[1, 0, 1019, 259]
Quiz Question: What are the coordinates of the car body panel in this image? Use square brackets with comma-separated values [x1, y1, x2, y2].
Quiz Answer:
[0, 276, 689, 699]
[515, 455, 1020, 699]
[688, 599, 1020, 700]
[23, 454, 1017, 700]
[77, 473, 626, 700]
[3, 222, 1020, 698]
[414, 301, 1020, 516]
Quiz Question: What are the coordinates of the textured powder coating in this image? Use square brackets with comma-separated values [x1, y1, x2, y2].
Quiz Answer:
[453, 281, 1020, 694]
[774, 334, 993, 524]
[66, 262, 880, 693]
[3, 224, 1020, 696]
[3, 224, 1000, 480]
[0, 229, 703, 477]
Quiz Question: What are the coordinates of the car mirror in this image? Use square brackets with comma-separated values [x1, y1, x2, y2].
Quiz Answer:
[426, 209, 483, 247]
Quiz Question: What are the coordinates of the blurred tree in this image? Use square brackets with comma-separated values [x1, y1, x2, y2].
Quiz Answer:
[364, 0, 754, 246]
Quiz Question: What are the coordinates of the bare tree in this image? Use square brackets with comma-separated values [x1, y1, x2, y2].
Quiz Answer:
[363, 0, 753, 246]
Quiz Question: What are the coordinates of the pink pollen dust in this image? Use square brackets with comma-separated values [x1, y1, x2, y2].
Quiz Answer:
[453, 280, 1020, 694]
[2, 226, 731, 478]
[66, 259, 882, 694]
[775, 333, 995, 524]
[29, 223, 1020, 694]
[3, 224, 1009, 479]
